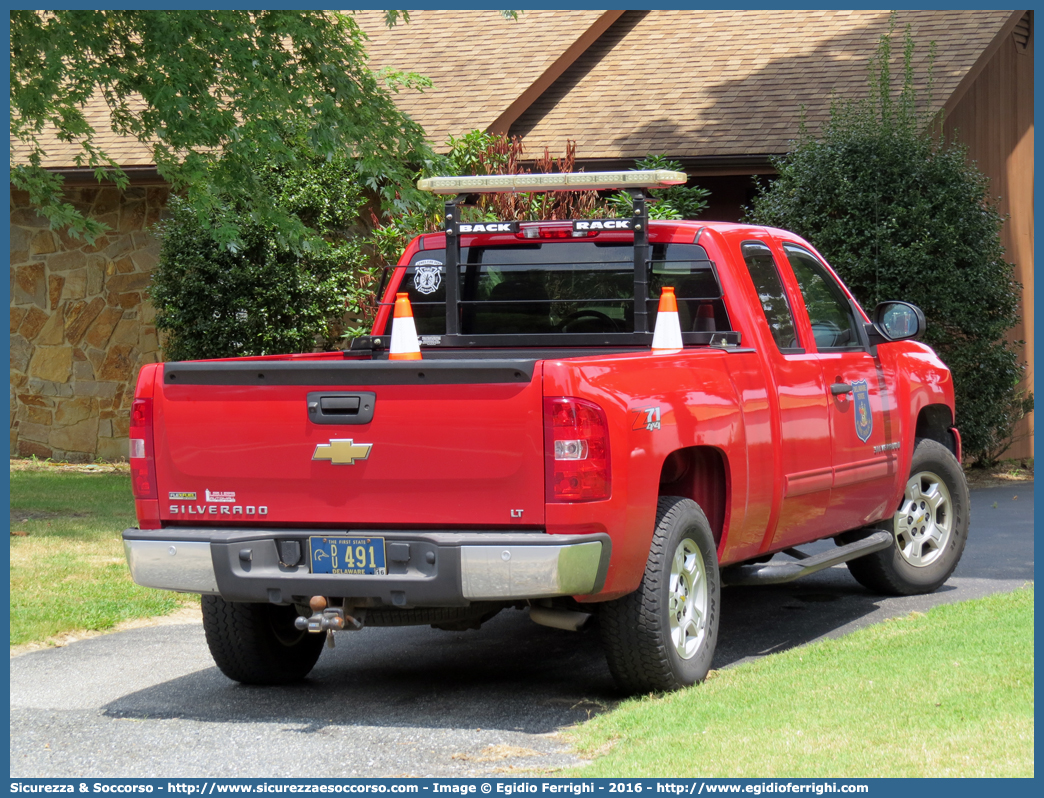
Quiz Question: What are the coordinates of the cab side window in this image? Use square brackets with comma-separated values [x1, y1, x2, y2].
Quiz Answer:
[784, 244, 863, 351]
[740, 241, 800, 353]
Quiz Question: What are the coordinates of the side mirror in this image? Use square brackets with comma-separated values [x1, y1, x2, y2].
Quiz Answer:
[866, 301, 926, 344]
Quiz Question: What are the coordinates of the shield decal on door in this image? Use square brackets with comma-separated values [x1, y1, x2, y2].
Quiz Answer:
[852, 380, 873, 443]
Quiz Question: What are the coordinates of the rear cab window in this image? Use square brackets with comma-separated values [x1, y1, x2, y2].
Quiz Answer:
[394, 238, 733, 342]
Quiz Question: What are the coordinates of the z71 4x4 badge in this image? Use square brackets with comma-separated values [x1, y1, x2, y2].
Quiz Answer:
[631, 406, 675, 432]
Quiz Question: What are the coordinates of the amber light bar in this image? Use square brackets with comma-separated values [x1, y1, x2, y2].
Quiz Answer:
[418, 170, 687, 195]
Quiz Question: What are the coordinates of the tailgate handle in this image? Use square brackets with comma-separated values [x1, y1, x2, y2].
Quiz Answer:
[307, 391, 375, 425]
[321, 396, 360, 414]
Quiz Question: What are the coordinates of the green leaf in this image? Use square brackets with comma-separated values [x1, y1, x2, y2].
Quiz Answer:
[10, 10, 437, 250]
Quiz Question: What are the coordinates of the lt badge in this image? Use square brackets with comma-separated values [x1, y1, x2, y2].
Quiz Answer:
[852, 380, 873, 443]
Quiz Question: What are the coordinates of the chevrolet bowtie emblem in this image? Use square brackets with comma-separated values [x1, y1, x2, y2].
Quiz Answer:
[312, 439, 373, 466]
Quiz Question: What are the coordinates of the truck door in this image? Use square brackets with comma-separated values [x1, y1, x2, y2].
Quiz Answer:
[782, 242, 900, 534]
[731, 241, 837, 560]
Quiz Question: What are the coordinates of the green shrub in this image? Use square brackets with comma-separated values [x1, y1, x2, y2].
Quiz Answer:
[745, 21, 1031, 464]
[608, 154, 710, 220]
[151, 147, 370, 360]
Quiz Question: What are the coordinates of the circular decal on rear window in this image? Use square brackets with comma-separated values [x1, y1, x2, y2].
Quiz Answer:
[413, 260, 443, 295]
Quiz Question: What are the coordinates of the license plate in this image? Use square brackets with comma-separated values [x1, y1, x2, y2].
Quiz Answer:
[309, 536, 386, 575]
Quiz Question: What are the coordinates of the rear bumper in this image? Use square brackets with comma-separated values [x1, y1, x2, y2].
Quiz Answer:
[122, 527, 610, 606]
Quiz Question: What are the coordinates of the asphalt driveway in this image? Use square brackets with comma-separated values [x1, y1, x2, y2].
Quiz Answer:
[10, 484, 1033, 778]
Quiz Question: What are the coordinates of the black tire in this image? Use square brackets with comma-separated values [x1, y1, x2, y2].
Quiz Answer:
[201, 595, 325, 685]
[600, 496, 720, 694]
[845, 438, 970, 595]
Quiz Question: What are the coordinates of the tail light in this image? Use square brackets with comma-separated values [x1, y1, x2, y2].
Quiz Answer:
[129, 397, 158, 501]
[544, 397, 611, 502]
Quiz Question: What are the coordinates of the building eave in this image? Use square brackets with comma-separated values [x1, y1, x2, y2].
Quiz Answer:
[943, 10, 1027, 116]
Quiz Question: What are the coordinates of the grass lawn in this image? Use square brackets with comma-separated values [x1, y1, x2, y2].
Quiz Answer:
[566, 585, 1034, 778]
[9, 462, 195, 646]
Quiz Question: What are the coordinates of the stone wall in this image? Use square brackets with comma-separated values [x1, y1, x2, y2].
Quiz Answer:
[10, 184, 167, 462]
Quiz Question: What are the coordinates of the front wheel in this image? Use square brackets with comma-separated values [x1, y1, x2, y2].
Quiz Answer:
[845, 438, 970, 595]
[202, 595, 325, 685]
[600, 496, 720, 693]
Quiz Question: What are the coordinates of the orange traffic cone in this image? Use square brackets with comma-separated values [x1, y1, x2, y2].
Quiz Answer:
[651, 286, 683, 352]
[389, 293, 422, 360]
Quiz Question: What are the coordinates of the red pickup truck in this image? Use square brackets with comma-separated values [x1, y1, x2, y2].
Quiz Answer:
[123, 171, 969, 694]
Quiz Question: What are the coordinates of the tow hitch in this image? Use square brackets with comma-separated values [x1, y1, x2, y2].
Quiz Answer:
[294, 597, 364, 647]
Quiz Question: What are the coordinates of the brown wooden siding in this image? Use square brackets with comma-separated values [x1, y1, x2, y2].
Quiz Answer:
[943, 18, 1034, 459]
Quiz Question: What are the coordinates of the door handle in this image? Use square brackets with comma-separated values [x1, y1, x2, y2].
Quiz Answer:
[830, 382, 854, 396]
[307, 391, 376, 425]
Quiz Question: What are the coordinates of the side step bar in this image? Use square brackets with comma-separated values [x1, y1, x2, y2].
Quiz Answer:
[722, 530, 893, 587]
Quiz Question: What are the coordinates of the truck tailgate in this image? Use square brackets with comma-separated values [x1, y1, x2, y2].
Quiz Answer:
[153, 360, 545, 528]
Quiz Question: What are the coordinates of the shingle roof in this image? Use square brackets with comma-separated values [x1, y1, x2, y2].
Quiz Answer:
[509, 9, 1017, 159]
[355, 9, 608, 148]
[10, 96, 157, 169]
[13, 9, 1017, 170]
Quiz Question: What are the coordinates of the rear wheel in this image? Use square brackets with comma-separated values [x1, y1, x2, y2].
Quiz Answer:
[202, 595, 325, 685]
[846, 438, 970, 595]
[600, 496, 720, 693]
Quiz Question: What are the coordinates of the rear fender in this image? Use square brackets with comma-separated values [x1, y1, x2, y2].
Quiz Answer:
[543, 353, 743, 600]
[658, 446, 730, 547]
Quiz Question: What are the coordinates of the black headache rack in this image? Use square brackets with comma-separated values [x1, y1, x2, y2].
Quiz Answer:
[372, 171, 742, 349]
